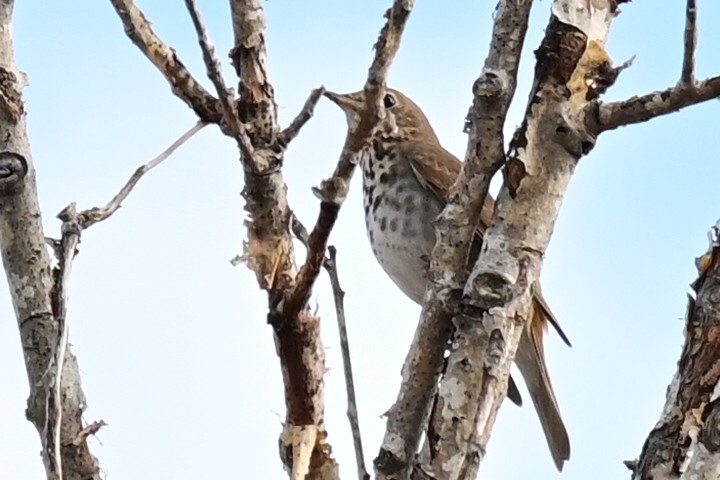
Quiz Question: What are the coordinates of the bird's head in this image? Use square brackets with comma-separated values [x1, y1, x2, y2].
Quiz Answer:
[323, 88, 439, 144]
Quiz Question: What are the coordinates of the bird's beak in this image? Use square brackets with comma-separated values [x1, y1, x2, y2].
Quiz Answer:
[323, 90, 363, 114]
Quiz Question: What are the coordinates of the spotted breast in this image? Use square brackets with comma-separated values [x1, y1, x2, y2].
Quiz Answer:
[361, 140, 443, 304]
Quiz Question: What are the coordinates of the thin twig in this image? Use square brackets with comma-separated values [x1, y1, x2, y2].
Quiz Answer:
[681, 0, 697, 85]
[283, 0, 415, 319]
[45, 205, 83, 479]
[183, 0, 253, 156]
[326, 246, 369, 480]
[290, 214, 368, 480]
[278, 87, 326, 147]
[78, 122, 206, 229]
[43, 121, 205, 475]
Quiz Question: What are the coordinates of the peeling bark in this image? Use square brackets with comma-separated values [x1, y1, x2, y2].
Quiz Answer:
[375, 2, 534, 477]
[632, 227, 720, 479]
[0, 1, 101, 479]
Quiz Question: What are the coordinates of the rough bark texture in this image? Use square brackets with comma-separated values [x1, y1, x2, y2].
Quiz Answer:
[7, 0, 720, 478]
[228, 2, 338, 478]
[632, 229, 720, 479]
[375, 2, 534, 478]
[0, 1, 102, 479]
[422, 3, 616, 477]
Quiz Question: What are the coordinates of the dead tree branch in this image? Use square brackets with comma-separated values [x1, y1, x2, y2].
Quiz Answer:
[290, 213, 369, 480]
[0, 0, 103, 478]
[591, 75, 720, 133]
[108, 0, 221, 123]
[78, 122, 205, 229]
[325, 246, 369, 480]
[375, 0, 534, 477]
[631, 221, 720, 479]
[585, 2, 720, 133]
[227, 1, 339, 478]
[183, 0, 251, 155]
[404, 0, 617, 479]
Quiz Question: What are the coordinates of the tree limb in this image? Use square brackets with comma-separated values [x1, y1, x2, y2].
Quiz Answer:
[183, 0, 252, 156]
[375, 0, 534, 477]
[290, 214, 369, 480]
[0, 1, 102, 478]
[409, 1, 624, 477]
[591, 75, 720, 133]
[108, 0, 222, 123]
[632, 221, 720, 479]
[78, 122, 205, 229]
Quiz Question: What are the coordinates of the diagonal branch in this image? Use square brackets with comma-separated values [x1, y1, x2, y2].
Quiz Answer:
[183, 0, 252, 155]
[278, 88, 325, 147]
[632, 221, 720, 479]
[108, 0, 222, 123]
[78, 122, 206, 229]
[283, 0, 416, 334]
[375, 1, 534, 477]
[591, 75, 720, 133]
[681, 0, 697, 85]
[416, 1, 625, 477]
[290, 214, 369, 480]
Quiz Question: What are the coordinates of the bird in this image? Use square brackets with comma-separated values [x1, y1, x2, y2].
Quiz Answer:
[324, 87, 571, 471]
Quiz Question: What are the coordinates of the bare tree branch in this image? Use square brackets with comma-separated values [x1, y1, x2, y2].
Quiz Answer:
[108, 0, 222, 123]
[591, 75, 720, 133]
[405, 1, 624, 477]
[681, 0, 697, 85]
[279, 88, 325, 147]
[326, 246, 369, 480]
[183, 0, 253, 156]
[632, 221, 720, 479]
[290, 213, 369, 480]
[375, 0, 534, 477]
[227, 2, 340, 478]
[0, 1, 102, 478]
[78, 122, 205, 229]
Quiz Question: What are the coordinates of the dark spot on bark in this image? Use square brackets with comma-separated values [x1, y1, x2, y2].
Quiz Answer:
[581, 140, 595, 155]
[380, 217, 387, 231]
[389, 218, 398, 232]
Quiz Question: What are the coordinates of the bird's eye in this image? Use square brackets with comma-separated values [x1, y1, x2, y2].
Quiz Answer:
[383, 93, 397, 109]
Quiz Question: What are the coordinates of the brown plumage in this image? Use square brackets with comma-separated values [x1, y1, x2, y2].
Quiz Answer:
[325, 88, 570, 471]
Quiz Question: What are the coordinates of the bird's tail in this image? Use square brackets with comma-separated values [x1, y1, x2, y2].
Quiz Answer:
[514, 298, 571, 471]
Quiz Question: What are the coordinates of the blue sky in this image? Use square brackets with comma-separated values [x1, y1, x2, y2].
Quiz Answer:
[1, 1, 719, 479]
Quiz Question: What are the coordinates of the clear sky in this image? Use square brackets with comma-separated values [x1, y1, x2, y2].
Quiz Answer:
[1, 1, 719, 479]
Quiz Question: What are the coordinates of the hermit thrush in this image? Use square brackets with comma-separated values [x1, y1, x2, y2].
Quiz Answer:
[324, 88, 571, 470]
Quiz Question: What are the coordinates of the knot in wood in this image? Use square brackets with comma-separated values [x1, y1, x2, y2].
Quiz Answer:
[374, 447, 406, 475]
[0, 151, 27, 195]
[463, 271, 512, 311]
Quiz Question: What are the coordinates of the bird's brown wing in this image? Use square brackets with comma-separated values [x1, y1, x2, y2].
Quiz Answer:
[404, 141, 494, 234]
[405, 141, 571, 346]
